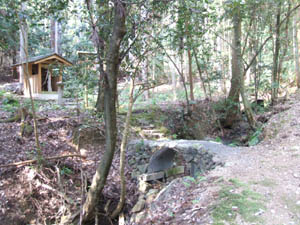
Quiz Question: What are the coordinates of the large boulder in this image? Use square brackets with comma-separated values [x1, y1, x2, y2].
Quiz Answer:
[3, 82, 23, 95]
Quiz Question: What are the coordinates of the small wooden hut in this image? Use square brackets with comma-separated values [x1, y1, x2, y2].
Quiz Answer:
[12, 53, 72, 96]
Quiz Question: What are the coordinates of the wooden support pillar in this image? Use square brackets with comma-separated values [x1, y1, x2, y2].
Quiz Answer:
[57, 81, 64, 105]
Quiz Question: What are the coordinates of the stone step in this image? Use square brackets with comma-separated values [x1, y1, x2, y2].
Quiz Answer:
[142, 129, 163, 134]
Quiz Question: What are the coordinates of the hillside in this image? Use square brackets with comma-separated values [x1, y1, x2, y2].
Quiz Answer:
[0, 91, 299, 225]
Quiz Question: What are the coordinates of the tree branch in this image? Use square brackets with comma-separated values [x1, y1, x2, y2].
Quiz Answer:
[0, 154, 86, 168]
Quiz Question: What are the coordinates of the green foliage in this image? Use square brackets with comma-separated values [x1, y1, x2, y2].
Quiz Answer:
[60, 166, 73, 175]
[0, 90, 5, 98]
[248, 127, 263, 146]
[1, 95, 20, 112]
[135, 140, 145, 153]
[215, 137, 222, 143]
[228, 141, 240, 147]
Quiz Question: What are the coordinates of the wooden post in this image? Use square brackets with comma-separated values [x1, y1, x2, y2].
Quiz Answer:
[48, 68, 52, 92]
[57, 81, 64, 105]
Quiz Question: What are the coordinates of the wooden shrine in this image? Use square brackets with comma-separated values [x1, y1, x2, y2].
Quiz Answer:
[12, 53, 72, 96]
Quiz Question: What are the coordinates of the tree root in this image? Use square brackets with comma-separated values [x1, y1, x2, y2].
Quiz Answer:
[0, 107, 32, 123]
[0, 154, 86, 168]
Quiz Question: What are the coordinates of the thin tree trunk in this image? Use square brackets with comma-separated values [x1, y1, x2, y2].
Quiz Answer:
[110, 77, 135, 219]
[20, 10, 43, 161]
[171, 61, 177, 101]
[251, 38, 258, 101]
[165, 51, 190, 113]
[152, 56, 156, 93]
[51, 19, 61, 54]
[187, 49, 194, 102]
[277, 2, 291, 97]
[293, 8, 300, 89]
[271, 2, 281, 104]
[81, 1, 126, 223]
[85, 0, 106, 113]
[19, 3, 26, 85]
[193, 48, 208, 99]
[12, 48, 18, 79]
[143, 60, 149, 100]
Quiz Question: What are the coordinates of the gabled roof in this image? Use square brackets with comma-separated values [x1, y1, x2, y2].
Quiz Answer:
[12, 52, 73, 67]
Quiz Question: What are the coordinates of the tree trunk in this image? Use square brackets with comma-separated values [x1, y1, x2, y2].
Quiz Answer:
[277, 2, 291, 98]
[19, 8, 43, 162]
[193, 48, 208, 99]
[95, 78, 105, 111]
[293, 7, 300, 89]
[111, 77, 135, 219]
[152, 56, 156, 93]
[143, 59, 149, 100]
[19, 3, 27, 84]
[251, 38, 259, 101]
[271, 2, 281, 104]
[171, 73, 177, 100]
[224, 4, 242, 128]
[50, 19, 61, 54]
[187, 49, 194, 102]
[241, 70, 257, 129]
[81, 1, 126, 223]
[12, 48, 18, 79]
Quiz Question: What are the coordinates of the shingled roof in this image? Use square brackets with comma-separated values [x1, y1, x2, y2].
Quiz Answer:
[12, 52, 73, 67]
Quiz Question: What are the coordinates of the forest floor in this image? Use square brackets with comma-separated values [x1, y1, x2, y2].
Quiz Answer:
[0, 85, 299, 224]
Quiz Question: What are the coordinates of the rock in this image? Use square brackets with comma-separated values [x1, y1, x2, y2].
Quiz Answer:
[131, 198, 146, 213]
[146, 189, 159, 204]
[132, 211, 146, 224]
[183, 147, 198, 162]
[118, 213, 125, 225]
[154, 176, 195, 203]
[138, 180, 151, 193]
[137, 164, 147, 173]
[3, 82, 23, 95]
[147, 147, 176, 173]
[23, 124, 33, 137]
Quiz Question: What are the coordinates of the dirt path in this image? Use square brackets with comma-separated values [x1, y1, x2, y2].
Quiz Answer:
[204, 96, 300, 224]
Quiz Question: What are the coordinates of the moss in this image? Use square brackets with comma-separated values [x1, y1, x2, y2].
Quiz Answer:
[252, 179, 277, 187]
[282, 195, 300, 223]
[229, 178, 247, 188]
[212, 179, 265, 225]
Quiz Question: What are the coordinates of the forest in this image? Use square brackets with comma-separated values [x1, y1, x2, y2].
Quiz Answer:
[0, 0, 300, 224]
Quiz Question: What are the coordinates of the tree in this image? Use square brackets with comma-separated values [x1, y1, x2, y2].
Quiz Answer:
[292, 2, 300, 89]
[19, 2, 43, 162]
[224, 2, 243, 128]
[80, 1, 126, 223]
